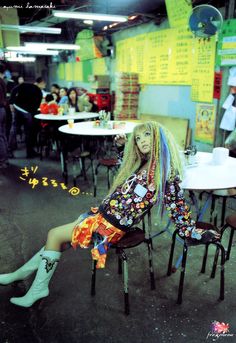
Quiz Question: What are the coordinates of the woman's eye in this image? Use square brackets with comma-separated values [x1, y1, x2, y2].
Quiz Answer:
[136, 136, 140, 142]
[145, 131, 151, 136]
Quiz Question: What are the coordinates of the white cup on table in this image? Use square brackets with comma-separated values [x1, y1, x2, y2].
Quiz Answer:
[69, 107, 75, 115]
[67, 119, 74, 128]
[212, 147, 229, 165]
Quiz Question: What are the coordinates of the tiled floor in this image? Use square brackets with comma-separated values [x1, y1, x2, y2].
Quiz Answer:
[0, 146, 236, 343]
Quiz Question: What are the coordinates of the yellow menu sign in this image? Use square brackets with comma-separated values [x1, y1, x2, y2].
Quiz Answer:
[65, 63, 74, 81]
[93, 58, 108, 75]
[58, 63, 65, 80]
[132, 34, 147, 83]
[165, 0, 192, 28]
[74, 62, 83, 81]
[116, 37, 137, 73]
[169, 28, 193, 85]
[116, 28, 193, 85]
[191, 37, 216, 103]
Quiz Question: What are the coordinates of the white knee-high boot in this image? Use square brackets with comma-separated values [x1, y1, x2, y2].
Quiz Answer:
[0, 247, 45, 285]
[10, 250, 61, 308]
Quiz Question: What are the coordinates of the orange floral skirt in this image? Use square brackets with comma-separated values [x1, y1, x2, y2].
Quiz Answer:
[71, 210, 125, 269]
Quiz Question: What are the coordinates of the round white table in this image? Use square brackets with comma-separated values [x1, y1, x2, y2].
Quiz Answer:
[35, 112, 99, 121]
[58, 121, 138, 185]
[181, 152, 236, 190]
[181, 151, 236, 226]
[58, 120, 137, 135]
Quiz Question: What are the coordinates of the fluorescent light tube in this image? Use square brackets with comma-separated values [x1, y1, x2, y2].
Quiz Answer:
[6, 56, 36, 62]
[25, 43, 80, 50]
[83, 20, 93, 25]
[6, 47, 59, 56]
[0, 24, 61, 34]
[53, 11, 128, 22]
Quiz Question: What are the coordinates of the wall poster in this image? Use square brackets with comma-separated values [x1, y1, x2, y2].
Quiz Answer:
[195, 103, 216, 144]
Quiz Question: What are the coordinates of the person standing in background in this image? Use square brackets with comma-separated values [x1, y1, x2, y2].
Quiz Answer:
[35, 77, 47, 98]
[58, 87, 68, 105]
[9, 81, 42, 158]
[0, 64, 9, 168]
[17, 76, 24, 85]
[50, 84, 60, 102]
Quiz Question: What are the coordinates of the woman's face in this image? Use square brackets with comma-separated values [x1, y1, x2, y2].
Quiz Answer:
[135, 128, 151, 155]
[60, 88, 66, 97]
[18, 76, 24, 84]
[52, 93, 58, 101]
[69, 90, 77, 100]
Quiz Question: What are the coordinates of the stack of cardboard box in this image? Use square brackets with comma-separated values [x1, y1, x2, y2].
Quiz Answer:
[114, 72, 139, 120]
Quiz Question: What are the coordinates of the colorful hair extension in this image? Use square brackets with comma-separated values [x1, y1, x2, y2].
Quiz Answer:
[110, 121, 183, 213]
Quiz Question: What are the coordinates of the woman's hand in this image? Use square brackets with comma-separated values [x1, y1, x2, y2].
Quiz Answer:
[114, 134, 127, 147]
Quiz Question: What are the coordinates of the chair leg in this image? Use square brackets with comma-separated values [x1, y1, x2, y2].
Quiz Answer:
[167, 232, 177, 276]
[200, 243, 209, 273]
[72, 158, 77, 187]
[216, 243, 225, 301]
[91, 159, 95, 184]
[226, 228, 235, 261]
[81, 157, 88, 181]
[91, 260, 97, 296]
[147, 211, 153, 250]
[122, 251, 130, 315]
[210, 195, 217, 225]
[221, 198, 227, 227]
[177, 244, 188, 305]
[211, 223, 228, 278]
[93, 164, 100, 197]
[107, 167, 111, 189]
[117, 248, 122, 274]
[211, 246, 220, 278]
[146, 239, 155, 290]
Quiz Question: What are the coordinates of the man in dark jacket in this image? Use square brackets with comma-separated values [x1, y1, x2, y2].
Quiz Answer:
[0, 63, 8, 168]
[10, 82, 42, 158]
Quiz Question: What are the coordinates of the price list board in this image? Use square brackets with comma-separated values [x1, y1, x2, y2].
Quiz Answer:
[216, 19, 236, 66]
[74, 62, 83, 81]
[145, 31, 161, 84]
[93, 58, 108, 75]
[65, 63, 74, 81]
[191, 37, 216, 103]
[165, 0, 192, 28]
[116, 28, 216, 95]
[116, 39, 129, 72]
[133, 34, 147, 83]
[58, 63, 65, 80]
[169, 28, 193, 85]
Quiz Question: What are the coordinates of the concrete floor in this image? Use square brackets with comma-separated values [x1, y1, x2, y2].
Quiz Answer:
[0, 144, 236, 343]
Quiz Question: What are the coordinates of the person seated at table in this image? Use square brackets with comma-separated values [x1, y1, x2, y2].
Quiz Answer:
[50, 84, 60, 101]
[0, 121, 220, 308]
[40, 94, 59, 115]
[58, 87, 68, 105]
[68, 87, 93, 112]
[51, 92, 60, 103]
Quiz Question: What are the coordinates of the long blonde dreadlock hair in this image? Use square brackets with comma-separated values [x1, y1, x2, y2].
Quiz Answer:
[110, 121, 183, 208]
